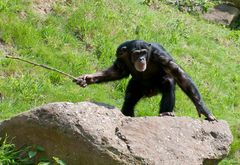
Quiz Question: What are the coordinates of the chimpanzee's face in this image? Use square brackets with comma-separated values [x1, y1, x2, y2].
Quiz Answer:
[131, 49, 148, 72]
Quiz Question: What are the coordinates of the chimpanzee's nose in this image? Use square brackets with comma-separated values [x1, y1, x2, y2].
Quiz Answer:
[139, 57, 145, 62]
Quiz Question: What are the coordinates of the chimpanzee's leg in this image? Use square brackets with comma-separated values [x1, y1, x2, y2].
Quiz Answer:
[122, 79, 144, 117]
[159, 76, 176, 116]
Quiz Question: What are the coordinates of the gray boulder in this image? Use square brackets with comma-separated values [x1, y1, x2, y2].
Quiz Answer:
[204, 4, 240, 26]
[224, 0, 240, 9]
[0, 102, 233, 165]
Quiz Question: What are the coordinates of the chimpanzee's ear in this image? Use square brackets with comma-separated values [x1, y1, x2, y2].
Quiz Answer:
[147, 43, 151, 49]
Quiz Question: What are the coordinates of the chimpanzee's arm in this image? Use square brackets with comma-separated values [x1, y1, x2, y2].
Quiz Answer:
[153, 48, 215, 121]
[74, 59, 130, 87]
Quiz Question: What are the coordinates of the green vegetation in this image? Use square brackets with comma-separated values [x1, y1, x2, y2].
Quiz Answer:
[0, 0, 239, 164]
[143, 0, 220, 13]
[0, 136, 66, 164]
[0, 136, 31, 164]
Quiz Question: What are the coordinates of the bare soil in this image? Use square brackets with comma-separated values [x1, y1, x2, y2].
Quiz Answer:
[32, 0, 56, 16]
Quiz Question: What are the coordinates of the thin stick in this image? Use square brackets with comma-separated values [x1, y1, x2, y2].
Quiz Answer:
[5, 55, 77, 80]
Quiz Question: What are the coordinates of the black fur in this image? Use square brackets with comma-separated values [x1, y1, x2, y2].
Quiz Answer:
[75, 40, 215, 120]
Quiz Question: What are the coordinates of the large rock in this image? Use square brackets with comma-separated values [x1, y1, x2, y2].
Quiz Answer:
[0, 102, 233, 165]
[204, 4, 240, 26]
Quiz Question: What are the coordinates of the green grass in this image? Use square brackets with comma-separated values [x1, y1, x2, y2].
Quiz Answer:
[0, 137, 31, 165]
[0, 136, 66, 164]
[0, 0, 240, 163]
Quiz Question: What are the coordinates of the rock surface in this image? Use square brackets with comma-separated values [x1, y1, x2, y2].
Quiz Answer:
[224, 0, 240, 9]
[204, 4, 240, 26]
[0, 102, 233, 165]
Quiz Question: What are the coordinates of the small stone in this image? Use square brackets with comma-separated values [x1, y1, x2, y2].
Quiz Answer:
[223, 0, 240, 9]
[204, 4, 240, 26]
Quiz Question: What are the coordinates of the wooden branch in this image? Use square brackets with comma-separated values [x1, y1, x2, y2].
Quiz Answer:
[5, 55, 77, 80]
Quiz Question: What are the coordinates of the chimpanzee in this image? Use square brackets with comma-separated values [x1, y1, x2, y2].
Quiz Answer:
[74, 40, 215, 121]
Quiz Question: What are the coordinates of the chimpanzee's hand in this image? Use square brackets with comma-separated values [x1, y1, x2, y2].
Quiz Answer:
[196, 107, 216, 121]
[205, 114, 216, 121]
[73, 74, 96, 87]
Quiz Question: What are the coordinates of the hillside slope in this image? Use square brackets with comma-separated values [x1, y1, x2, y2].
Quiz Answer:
[0, 0, 239, 163]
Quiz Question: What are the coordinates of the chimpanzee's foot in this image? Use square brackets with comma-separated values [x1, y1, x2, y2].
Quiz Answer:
[159, 112, 175, 117]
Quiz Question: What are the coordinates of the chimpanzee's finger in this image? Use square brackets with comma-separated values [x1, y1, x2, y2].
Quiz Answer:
[198, 111, 201, 118]
[72, 78, 78, 82]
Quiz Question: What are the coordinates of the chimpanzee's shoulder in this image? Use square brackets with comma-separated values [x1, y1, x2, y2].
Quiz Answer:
[149, 42, 166, 52]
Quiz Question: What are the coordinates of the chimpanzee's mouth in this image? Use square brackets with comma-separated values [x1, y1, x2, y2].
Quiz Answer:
[135, 62, 146, 72]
